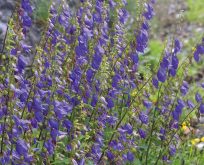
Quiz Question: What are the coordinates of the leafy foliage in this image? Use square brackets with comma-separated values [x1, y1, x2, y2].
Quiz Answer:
[0, 0, 204, 164]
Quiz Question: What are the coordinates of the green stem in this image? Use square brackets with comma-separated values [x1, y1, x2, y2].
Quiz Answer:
[157, 100, 201, 162]
[144, 85, 162, 164]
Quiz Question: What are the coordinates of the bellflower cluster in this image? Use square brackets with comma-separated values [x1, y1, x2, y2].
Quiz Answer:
[19, 0, 32, 35]
[1, 0, 204, 164]
[194, 41, 204, 62]
[155, 39, 181, 84]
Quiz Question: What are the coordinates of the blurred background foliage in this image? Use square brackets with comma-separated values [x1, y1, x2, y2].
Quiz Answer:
[186, 0, 204, 24]
[33, 0, 51, 23]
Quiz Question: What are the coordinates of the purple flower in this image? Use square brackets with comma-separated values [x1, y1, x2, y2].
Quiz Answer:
[106, 116, 117, 125]
[17, 55, 27, 73]
[92, 54, 102, 70]
[180, 86, 188, 95]
[16, 139, 29, 156]
[91, 144, 102, 158]
[106, 97, 114, 109]
[19, 90, 28, 103]
[49, 119, 59, 130]
[187, 100, 195, 109]
[201, 82, 204, 88]
[197, 45, 204, 54]
[173, 102, 184, 121]
[109, 141, 124, 151]
[157, 67, 166, 82]
[122, 123, 133, 134]
[22, 15, 32, 27]
[91, 94, 98, 107]
[75, 44, 88, 57]
[159, 128, 166, 140]
[136, 30, 148, 53]
[109, 0, 116, 8]
[10, 48, 17, 55]
[112, 74, 121, 88]
[50, 129, 58, 140]
[63, 119, 72, 131]
[21, 0, 32, 13]
[85, 15, 93, 28]
[162, 155, 168, 161]
[172, 55, 179, 69]
[138, 128, 146, 139]
[0, 0, 160, 163]
[172, 101, 185, 121]
[106, 150, 114, 160]
[119, 8, 129, 24]
[143, 100, 152, 109]
[127, 151, 134, 162]
[31, 118, 38, 128]
[69, 25, 76, 35]
[174, 39, 181, 53]
[13, 116, 30, 131]
[180, 81, 189, 95]
[194, 45, 204, 62]
[194, 50, 200, 62]
[58, 13, 68, 26]
[177, 99, 185, 108]
[44, 139, 54, 155]
[93, 12, 102, 23]
[169, 67, 176, 77]
[79, 158, 85, 165]
[152, 77, 159, 88]
[139, 112, 149, 124]
[142, 21, 149, 30]
[35, 111, 44, 122]
[71, 97, 80, 106]
[199, 104, 204, 114]
[33, 98, 43, 111]
[195, 92, 202, 103]
[0, 109, 4, 119]
[169, 145, 176, 156]
[24, 155, 33, 163]
[160, 57, 169, 69]
[67, 144, 72, 151]
[86, 68, 94, 83]
[0, 154, 10, 164]
[130, 53, 139, 64]
[143, 3, 154, 20]
[54, 101, 72, 119]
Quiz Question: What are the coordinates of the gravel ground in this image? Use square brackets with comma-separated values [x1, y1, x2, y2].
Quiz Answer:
[153, 0, 204, 41]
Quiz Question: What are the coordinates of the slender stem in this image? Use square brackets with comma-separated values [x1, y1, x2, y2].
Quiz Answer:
[144, 85, 162, 164]
[97, 72, 154, 164]
[145, 114, 156, 164]
[1, 66, 11, 154]
[0, 13, 14, 151]
[0, 11, 14, 54]
[35, 120, 46, 148]
[156, 101, 201, 162]
[154, 79, 184, 164]
[97, 106, 129, 163]
[153, 39, 197, 163]
[0, 114, 7, 153]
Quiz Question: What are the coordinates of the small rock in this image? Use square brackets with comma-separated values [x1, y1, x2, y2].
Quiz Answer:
[199, 116, 204, 124]
[196, 142, 204, 150]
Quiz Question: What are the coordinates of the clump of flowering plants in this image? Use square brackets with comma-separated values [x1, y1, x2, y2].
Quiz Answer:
[0, 0, 204, 164]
